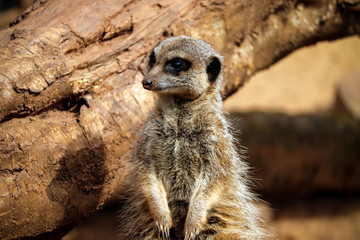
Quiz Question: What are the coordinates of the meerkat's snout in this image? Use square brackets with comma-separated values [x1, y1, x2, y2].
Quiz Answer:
[142, 78, 155, 90]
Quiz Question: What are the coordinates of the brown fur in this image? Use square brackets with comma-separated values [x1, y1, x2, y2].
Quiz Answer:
[117, 36, 265, 240]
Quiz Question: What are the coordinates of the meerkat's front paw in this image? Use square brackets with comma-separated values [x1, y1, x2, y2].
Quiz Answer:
[156, 215, 172, 240]
[184, 227, 199, 240]
[183, 215, 204, 240]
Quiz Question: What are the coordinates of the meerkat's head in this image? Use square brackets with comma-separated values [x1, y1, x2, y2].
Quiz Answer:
[142, 36, 223, 100]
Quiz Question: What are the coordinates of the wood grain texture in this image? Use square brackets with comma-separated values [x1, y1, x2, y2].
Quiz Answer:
[0, 0, 359, 239]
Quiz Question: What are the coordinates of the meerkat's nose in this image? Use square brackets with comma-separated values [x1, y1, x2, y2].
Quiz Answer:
[142, 78, 155, 90]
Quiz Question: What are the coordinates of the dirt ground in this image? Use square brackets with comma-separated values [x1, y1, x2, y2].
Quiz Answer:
[264, 197, 360, 240]
[61, 196, 360, 240]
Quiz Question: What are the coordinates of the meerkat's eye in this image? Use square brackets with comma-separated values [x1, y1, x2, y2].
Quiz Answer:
[148, 51, 156, 69]
[165, 58, 191, 75]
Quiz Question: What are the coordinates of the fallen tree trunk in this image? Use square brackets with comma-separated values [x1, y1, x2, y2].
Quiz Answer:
[0, 0, 359, 239]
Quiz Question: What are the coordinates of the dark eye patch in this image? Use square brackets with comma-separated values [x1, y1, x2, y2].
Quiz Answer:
[148, 50, 156, 69]
[164, 58, 191, 75]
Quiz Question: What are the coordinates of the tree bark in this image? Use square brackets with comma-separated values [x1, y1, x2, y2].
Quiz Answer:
[0, 0, 359, 239]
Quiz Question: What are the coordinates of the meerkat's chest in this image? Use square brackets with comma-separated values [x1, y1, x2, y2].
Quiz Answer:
[148, 114, 215, 195]
[152, 114, 212, 156]
[153, 120, 206, 163]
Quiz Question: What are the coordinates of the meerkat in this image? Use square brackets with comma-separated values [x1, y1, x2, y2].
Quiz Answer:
[117, 36, 265, 240]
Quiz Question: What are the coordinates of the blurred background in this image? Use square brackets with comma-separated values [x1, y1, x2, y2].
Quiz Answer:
[225, 36, 360, 240]
[1, 1, 359, 239]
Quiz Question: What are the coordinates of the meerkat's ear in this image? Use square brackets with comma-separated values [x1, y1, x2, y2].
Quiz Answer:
[206, 57, 221, 83]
